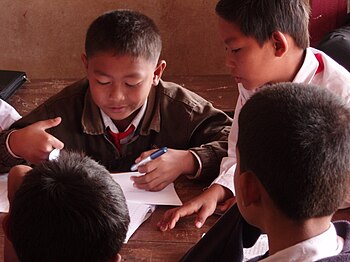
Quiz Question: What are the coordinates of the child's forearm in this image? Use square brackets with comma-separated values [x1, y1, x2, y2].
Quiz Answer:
[209, 183, 233, 204]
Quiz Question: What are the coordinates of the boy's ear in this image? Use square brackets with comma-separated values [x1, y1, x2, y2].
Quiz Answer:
[110, 253, 121, 262]
[152, 60, 167, 86]
[271, 31, 288, 57]
[239, 171, 261, 207]
[81, 53, 88, 70]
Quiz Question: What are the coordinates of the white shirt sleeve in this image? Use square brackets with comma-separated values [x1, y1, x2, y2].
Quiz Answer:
[211, 92, 243, 195]
[211, 84, 255, 196]
[0, 99, 21, 130]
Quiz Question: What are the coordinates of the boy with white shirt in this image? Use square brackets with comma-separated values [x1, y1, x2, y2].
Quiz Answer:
[0, 99, 20, 131]
[159, 0, 350, 231]
[0, 10, 231, 190]
[235, 84, 350, 261]
[180, 83, 350, 262]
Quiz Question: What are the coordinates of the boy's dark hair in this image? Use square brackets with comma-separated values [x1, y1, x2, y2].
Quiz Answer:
[237, 83, 350, 220]
[8, 151, 130, 262]
[215, 0, 310, 49]
[85, 9, 162, 63]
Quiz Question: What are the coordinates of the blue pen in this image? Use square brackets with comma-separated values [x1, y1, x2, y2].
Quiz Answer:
[130, 147, 168, 171]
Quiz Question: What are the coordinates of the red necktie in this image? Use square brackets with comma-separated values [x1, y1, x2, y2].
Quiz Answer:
[108, 125, 135, 152]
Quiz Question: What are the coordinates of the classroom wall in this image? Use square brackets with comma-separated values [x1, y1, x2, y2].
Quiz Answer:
[0, 1, 228, 79]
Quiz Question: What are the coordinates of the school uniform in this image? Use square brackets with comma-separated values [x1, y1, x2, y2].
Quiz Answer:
[0, 78, 232, 180]
[249, 221, 350, 262]
[181, 205, 350, 262]
[0, 99, 20, 130]
[213, 47, 350, 208]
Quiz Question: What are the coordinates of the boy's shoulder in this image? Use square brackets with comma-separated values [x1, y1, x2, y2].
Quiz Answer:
[296, 48, 350, 103]
[43, 78, 89, 106]
[157, 79, 214, 111]
[11, 78, 90, 128]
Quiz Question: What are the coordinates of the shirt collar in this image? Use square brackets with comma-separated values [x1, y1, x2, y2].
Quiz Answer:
[261, 223, 344, 262]
[292, 47, 319, 84]
[100, 99, 147, 133]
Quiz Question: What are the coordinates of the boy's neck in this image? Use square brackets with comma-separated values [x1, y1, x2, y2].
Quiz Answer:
[265, 215, 332, 255]
[275, 47, 306, 84]
[113, 108, 141, 131]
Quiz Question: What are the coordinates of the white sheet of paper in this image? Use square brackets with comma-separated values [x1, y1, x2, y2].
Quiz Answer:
[0, 174, 8, 212]
[124, 201, 155, 243]
[0, 171, 181, 243]
[111, 172, 182, 206]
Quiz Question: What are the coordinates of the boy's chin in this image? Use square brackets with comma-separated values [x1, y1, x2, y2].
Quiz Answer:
[241, 81, 266, 91]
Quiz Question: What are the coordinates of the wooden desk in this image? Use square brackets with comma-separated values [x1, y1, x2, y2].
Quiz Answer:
[3, 77, 350, 261]
[0, 177, 219, 261]
[119, 177, 219, 261]
[4, 76, 236, 261]
[8, 75, 238, 117]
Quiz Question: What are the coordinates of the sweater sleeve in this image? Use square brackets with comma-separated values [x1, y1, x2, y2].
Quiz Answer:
[187, 102, 232, 183]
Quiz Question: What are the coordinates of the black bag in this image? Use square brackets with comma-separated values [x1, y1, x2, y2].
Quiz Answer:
[317, 13, 350, 72]
[0, 70, 28, 101]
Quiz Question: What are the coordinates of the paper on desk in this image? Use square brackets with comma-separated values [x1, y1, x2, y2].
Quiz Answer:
[0, 174, 9, 212]
[0, 172, 181, 244]
[124, 201, 155, 243]
[111, 172, 182, 206]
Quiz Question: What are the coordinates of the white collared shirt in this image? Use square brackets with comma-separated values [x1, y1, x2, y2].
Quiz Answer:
[0, 99, 21, 131]
[100, 100, 147, 133]
[213, 47, 350, 196]
[261, 223, 344, 262]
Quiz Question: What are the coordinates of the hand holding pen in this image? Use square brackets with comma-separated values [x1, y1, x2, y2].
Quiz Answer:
[131, 147, 168, 171]
[131, 148, 198, 191]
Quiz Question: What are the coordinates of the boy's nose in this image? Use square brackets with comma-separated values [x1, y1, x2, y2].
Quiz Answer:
[225, 57, 235, 69]
[109, 84, 125, 101]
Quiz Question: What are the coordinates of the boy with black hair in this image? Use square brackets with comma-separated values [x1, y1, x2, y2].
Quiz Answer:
[159, 0, 350, 231]
[0, 10, 231, 191]
[181, 83, 350, 261]
[3, 151, 130, 262]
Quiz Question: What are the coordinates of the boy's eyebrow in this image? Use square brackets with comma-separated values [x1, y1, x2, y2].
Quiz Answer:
[124, 72, 143, 79]
[93, 70, 143, 79]
[224, 37, 236, 45]
[93, 70, 112, 78]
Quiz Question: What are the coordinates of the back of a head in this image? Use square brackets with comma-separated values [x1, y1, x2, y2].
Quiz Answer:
[8, 151, 130, 262]
[215, 0, 310, 48]
[237, 83, 350, 221]
[85, 9, 162, 63]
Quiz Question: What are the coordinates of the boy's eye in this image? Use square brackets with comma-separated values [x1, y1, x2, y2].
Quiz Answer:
[231, 48, 241, 53]
[225, 47, 241, 53]
[125, 82, 141, 88]
[96, 80, 111, 85]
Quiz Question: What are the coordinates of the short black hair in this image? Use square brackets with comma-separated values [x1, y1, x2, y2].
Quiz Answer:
[8, 151, 130, 262]
[237, 83, 350, 220]
[215, 0, 310, 48]
[85, 9, 162, 63]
